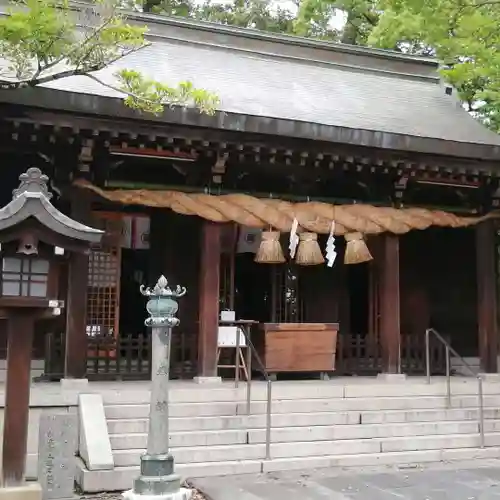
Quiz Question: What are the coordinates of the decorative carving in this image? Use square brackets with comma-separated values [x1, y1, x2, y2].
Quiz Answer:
[140, 275, 187, 298]
[12, 167, 52, 200]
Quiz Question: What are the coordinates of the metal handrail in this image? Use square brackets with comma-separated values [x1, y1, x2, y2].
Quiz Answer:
[425, 328, 484, 448]
[230, 322, 272, 460]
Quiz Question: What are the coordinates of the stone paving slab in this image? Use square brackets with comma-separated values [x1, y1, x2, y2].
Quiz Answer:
[190, 460, 500, 500]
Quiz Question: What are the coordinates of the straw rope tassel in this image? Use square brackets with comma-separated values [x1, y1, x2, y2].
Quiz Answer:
[344, 232, 373, 264]
[296, 232, 325, 266]
[255, 230, 285, 264]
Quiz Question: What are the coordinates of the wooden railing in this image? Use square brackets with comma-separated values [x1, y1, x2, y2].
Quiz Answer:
[43, 331, 447, 381]
[43, 332, 152, 380]
[43, 329, 199, 381]
[336, 334, 381, 375]
[336, 333, 448, 376]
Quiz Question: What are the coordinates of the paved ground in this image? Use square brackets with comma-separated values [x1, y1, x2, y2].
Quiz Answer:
[190, 460, 500, 500]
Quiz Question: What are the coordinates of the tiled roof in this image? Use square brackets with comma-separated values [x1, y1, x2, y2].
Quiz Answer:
[37, 15, 500, 149]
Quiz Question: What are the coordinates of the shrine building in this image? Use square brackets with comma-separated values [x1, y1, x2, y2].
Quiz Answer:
[0, 14, 499, 382]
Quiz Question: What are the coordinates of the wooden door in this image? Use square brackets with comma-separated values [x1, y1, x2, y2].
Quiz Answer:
[86, 212, 122, 345]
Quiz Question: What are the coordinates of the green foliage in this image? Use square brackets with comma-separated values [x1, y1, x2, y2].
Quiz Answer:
[0, 0, 218, 114]
[116, 69, 219, 114]
[195, 0, 296, 34]
[148, 0, 337, 38]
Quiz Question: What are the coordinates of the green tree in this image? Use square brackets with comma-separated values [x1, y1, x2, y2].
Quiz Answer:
[195, 0, 296, 34]
[0, 0, 219, 114]
[149, 0, 338, 39]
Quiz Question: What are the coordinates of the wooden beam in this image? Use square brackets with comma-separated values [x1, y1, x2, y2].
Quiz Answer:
[7, 112, 500, 173]
[2, 312, 35, 485]
[379, 233, 401, 373]
[197, 221, 221, 377]
[476, 220, 498, 373]
[64, 191, 91, 379]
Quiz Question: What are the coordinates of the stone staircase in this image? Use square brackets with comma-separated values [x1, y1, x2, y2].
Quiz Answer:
[76, 378, 500, 492]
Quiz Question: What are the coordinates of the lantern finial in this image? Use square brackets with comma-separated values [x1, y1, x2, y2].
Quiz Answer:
[12, 167, 51, 200]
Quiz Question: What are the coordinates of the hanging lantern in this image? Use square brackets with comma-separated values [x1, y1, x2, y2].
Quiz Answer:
[255, 231, 285, 264]
[295, 232, 324, 266]
[344, 232, 373, 264]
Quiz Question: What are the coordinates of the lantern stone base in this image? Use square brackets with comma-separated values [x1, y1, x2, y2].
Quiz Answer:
[376, 373, 407, 382]
[122, 487, 193, 500]
[60, 378, 89, 391]
[123, 454, 191, 500]
[193, 376, 222, 384]
[0, 483, 42, 500]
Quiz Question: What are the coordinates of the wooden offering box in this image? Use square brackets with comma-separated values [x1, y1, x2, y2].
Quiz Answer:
[258, 323, 339, 375]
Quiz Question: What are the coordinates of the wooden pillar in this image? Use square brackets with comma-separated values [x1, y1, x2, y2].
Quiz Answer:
[476, 220, 498, 373]
[379, 233, 401, 373]
[2, 312, 35, 485]
[197, 221, 221, 377]
[64, 192, 90, 379]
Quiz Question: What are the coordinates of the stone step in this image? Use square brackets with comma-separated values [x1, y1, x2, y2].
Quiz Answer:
[104, 394, 499, 419]
[106, 411, 360, 434]
[76, 446, 500, 493]
[240, 395, 499, 414]
[106, 407, 500, 434]
[113, 443, 266, 466]
[379, 432, 500, 453]
[110, 429, 248, 449]
[97, 379, 500, 406]
[109, 420, 486, 450]
[261, 445, 500, 473]
[249, 420, 483, 443]
[112, 432, 500, 466]
[361, 407, 500, 424]
[105, 402, 238, 419]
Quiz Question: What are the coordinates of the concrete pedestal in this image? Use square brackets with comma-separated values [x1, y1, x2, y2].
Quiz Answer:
[122, 487, 192, 500]
[377, 373, 407, 382]
[479, 373, 500, 382]
[193, 376, 222, 385]
[132, 454, 181, 495]
[60, 378, 89, 391]
[0, 483, 42, 500]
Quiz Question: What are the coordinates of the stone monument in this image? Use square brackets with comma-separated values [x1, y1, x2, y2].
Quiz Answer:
[38, 412, 78, 500]
[123, 275, 191, 500]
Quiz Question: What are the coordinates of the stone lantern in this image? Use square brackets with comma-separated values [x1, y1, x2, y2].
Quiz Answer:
[123, 275, 190, 500]
[0, 168, 103, 500]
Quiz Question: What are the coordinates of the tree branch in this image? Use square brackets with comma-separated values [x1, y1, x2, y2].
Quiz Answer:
[84, 72, 142, 97]
[0, 68, 88, 89]
[0, 39, 149, 91]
